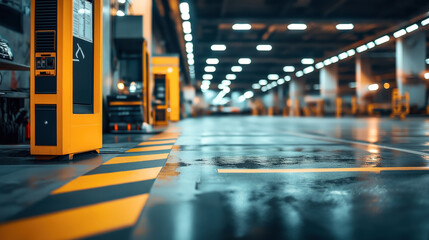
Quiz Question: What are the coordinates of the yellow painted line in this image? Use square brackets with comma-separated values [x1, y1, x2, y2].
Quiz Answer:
[104, 154, 170, 165]
[52, 167, 162, 195]
[218, 167, 429, 174]
[0, 194, 149, 240]
[126, 145, 173, 153]
[138, 140, 176, 146]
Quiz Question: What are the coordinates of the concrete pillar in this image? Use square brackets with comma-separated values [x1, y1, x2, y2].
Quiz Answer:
[278, 85, 285, 110]
[289, 79, 305, 116]
[396, 32, 427, 109]
[356, 55, 374, 106]
[320, 64, 339, 113]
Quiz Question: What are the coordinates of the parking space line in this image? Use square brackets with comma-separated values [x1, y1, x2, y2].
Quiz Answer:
[218, 167, 429, 174]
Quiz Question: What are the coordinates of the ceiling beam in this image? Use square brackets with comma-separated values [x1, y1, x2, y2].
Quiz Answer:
[198, 17, 404, 25]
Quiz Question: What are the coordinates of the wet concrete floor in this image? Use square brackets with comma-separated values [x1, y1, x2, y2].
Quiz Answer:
[132, 116, 429, 240]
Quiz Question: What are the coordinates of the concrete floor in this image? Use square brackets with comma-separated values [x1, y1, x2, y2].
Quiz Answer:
[1, 116, 429, 239]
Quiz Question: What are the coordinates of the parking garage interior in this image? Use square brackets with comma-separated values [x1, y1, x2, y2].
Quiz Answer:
[0, 0, 429, 239]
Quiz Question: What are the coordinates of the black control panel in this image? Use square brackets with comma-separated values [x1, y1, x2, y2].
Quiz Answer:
[36, 56, 55, 70]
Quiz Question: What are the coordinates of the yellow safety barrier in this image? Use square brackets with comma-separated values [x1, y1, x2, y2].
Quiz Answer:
[390, 89, 409, 119]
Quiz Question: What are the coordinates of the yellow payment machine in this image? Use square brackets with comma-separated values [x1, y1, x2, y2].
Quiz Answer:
[31, 0, 103, 159]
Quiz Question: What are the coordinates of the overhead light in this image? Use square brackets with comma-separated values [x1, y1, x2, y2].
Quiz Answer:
[315, 62, 324, 69]
[185, 42, 193, 50]
[393, 29, 407, 38]
[117, 81, 125, 90]
[203, 74, 213, 80]
[238, 58, 251, 64]
[206, 58, 219, 64]
[202, 80, 211, 85]
[181, 13, 190, 21]
[256, 44, 272, 51]
[283, 66, 295, 72]
[252, 83, 261, 89]
[201, 84, 209, 90]
[187, 53, 194, 59]
[367, 41, 376, 49]
[218, 84, 225, 89]
[184, 34, 193, 41]
[284, 76, 291, 82]
[179, 2, 189, 13]
[406, 24, 419, 33]
[211, 44, 226, 51]
[188, 59, 194, 65]
[296, 71, 304, 77]
[288, 23, 307, 30]
[425, 72, 429, 80]
[259, 79, 268, 85]
[267, 84, 272, 90]
[267, 74, 279, 80]
[338, 52, 348, 60]
[426, 58, 429, 64]
[301, 58, 314, 65]
[223, 87, 231, 93]
[347, 49, 356, 56]
[238, 95, 246, 102]
[323, 59, 332, 66]
[374, 35, 390, 45]
[330, 56, 339, 63]
[368, 83, 379, 91]
[118, 0, 126, 3]
[205, 66, 216, 72]
[277, 79, 285, 85]
[261, 86, 268, 92]
[226, 74, 236, 80]
[303, 66, 314, 74]
[182, 21, 192, 34]
[116, 10, 125, 17]
[422, 18, 429, 26]
[336, 23, 354, 30]
[232, 23, 252, 30]
[231, 66, 243, 72]
[272, 82, 278, 87]
[356, 45, 368, 53]
[244, 91, 254, 98]
[222, 80, 231, 85]
[384, 83, 390, 89]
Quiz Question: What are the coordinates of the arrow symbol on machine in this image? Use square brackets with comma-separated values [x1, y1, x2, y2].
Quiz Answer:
[73, 43, 85, 62]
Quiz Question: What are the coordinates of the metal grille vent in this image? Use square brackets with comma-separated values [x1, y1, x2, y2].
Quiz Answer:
[35, 0, 57, 31]
[35, 31, 56, 52]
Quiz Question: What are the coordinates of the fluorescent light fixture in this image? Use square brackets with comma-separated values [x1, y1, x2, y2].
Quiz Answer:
[179, 2, 189, 13]
[288, 23, 307, 30]
[347, 49, 356, 56]
[303, 66, 314, 74]
[425, 73, 429, 80]
[186, 48, 193, 53]
[206, 58, 219, 64]
[296, 71, 304, 77]
[252, 83, 261, 89]
[368, 83, 379, 91]
[116, 10, 125, 17]
[336, 23, 354, 30]
[185, 42, 193, 50]
[188, 59, 194, 65]
[211, 44, 226, 51]
[267, 74, 279, 80]
[184, 34, 193, 41]
[267, 84, 272, 90]
[259, 79, 268, 85]
[232, 23, 252, 30]
[202, 81, 210, 86]
[323, 59, 332, 66]
[284, 76, 291, 82]
[256, 44, 272, 51]
[222, 80, 231, 85]
[315, 62, 324, 69]
[181, 13, 190, 21]
[330, 56, 339, 63]
[223, 87, 231, 93]
[338, 52, 348, 60]
[283, 66, 295, 72]
[238, 95, 246, 102]
[393, 29, 407, 38]
[218, 84, 225, 89]
[205, 66, 216, 72]
[262, 86, 268, 92]
[187, 53, 194, 59]
[201, 84, 209, 90]
[422, 18, 429, 26]
[374, 35, 390, 45]
[301, 58, 314, 65]
[244, 91, 254, 98]
[277, 79, 285, 85]
[238, 58, 251, 64]
[367, 41, 376, 49]
[118, 0, 126, 3]
[226, 74, 236, 80]
[182, 21, 192, 34]
[357, 45, 368, 53]
[426, 58, 429, 64]
[406, 24, 419, 33]
[231, 66, 243, 72]
[203, 74, 213, 80]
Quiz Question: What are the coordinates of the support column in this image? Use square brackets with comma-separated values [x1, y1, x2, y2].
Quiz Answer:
[278, 84, 285, 111]
[396, 31, 427, 109]
[320, 64, 339, 113]
[356, 55, 375, 107]
[289, 79, 305, 116]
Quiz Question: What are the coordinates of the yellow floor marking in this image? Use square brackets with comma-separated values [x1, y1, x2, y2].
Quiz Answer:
[218, 167, 429, 174]
[104, 154, 170, 165]
[0, 194, 149, 240]
[138, 140, 176, 146]
[52, 167, 162, 195]
[126, 145, 173, 153]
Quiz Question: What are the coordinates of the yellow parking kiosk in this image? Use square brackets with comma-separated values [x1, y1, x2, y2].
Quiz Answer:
[152, 55, 180, 125]
[30, 0, 103, 158]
